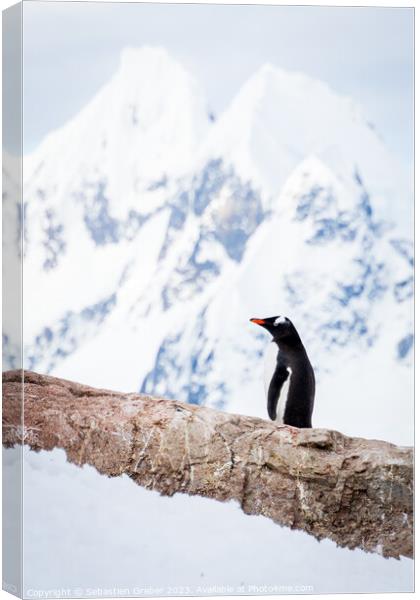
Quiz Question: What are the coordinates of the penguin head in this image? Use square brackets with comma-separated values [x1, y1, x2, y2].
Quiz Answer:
[250, 315, 301, 346]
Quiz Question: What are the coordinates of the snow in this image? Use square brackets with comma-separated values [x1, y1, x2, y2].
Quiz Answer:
[203, 66, 410, 232]
[3, 447, 411, 596]
[24, 47, 210, 202]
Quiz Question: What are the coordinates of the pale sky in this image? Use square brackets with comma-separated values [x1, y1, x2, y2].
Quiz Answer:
[18, 2, 414, 167]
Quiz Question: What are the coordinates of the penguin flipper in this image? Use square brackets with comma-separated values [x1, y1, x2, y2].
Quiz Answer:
[267, 365, 290, 421]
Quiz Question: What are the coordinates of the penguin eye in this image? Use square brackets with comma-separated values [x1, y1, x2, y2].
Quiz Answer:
[274, 316, 287, 326]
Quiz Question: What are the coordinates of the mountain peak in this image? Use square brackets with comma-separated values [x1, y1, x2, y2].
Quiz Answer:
[234, 62, 360, 126]
[204, 62, 407, 228]
[26, 46, 211, 188]
[251, 63, 343, 97]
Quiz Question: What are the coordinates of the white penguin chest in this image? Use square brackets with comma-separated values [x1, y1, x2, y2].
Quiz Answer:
[263, 343, 292, 424]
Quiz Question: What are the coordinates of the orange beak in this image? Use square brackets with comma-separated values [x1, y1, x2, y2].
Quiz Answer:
[250, 318, 266, 325]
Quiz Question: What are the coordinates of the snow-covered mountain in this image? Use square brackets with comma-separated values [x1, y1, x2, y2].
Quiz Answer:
[4, 46, 413, 444]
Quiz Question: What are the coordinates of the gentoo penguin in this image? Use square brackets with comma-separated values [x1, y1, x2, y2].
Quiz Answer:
[250, 316, 315, 428]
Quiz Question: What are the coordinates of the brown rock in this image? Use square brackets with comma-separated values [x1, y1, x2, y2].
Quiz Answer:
[2, 369, 413, 559]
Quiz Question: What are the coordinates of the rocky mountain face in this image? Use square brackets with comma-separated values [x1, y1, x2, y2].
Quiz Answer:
[3, 47, 413, 444]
